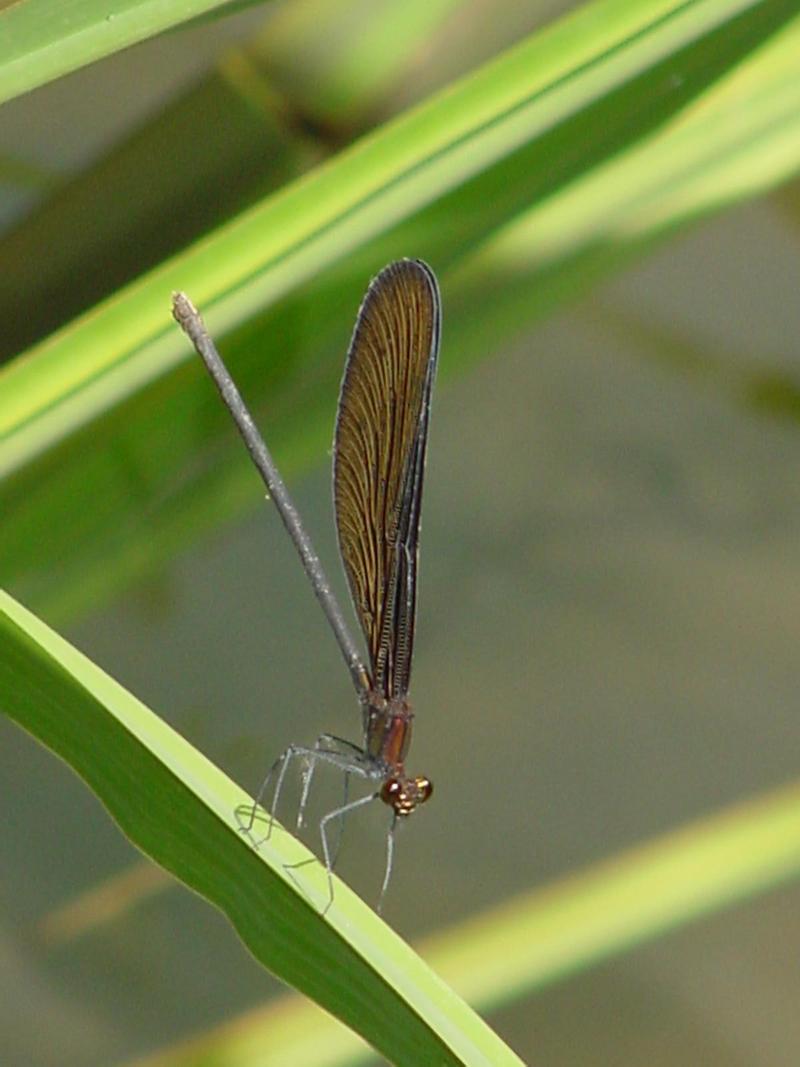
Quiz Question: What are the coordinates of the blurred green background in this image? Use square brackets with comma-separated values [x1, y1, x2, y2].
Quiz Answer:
[3, 0, 800, 1064]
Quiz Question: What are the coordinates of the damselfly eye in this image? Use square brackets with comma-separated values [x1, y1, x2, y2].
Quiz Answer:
[414, 776, 433, 804]
[381, 775, 433, 815]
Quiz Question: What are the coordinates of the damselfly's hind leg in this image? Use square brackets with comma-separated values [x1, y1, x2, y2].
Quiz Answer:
[240, 735, 396, 914]
[236, 742, 314, 846]
[239, 735, 369, 849]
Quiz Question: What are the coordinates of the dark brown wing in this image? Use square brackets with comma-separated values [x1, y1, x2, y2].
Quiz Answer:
[333, 260, 441, 700]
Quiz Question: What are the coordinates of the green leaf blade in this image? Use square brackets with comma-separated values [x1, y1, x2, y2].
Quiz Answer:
[0, 588, 524, 1067]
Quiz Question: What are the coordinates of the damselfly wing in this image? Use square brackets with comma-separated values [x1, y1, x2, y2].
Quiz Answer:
[334, 260, 440, 809]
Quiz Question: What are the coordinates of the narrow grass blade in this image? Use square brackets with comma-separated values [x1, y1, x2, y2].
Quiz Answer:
[0, 589, 523, 1067]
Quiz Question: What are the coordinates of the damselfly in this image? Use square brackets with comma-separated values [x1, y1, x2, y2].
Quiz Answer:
[173, 260, 441, 910]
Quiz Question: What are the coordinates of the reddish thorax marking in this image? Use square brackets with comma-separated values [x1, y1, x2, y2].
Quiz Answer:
[365, 692, 433, 816]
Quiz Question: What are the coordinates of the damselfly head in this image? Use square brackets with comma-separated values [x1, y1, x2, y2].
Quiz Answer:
[380, 775, 433, 816]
